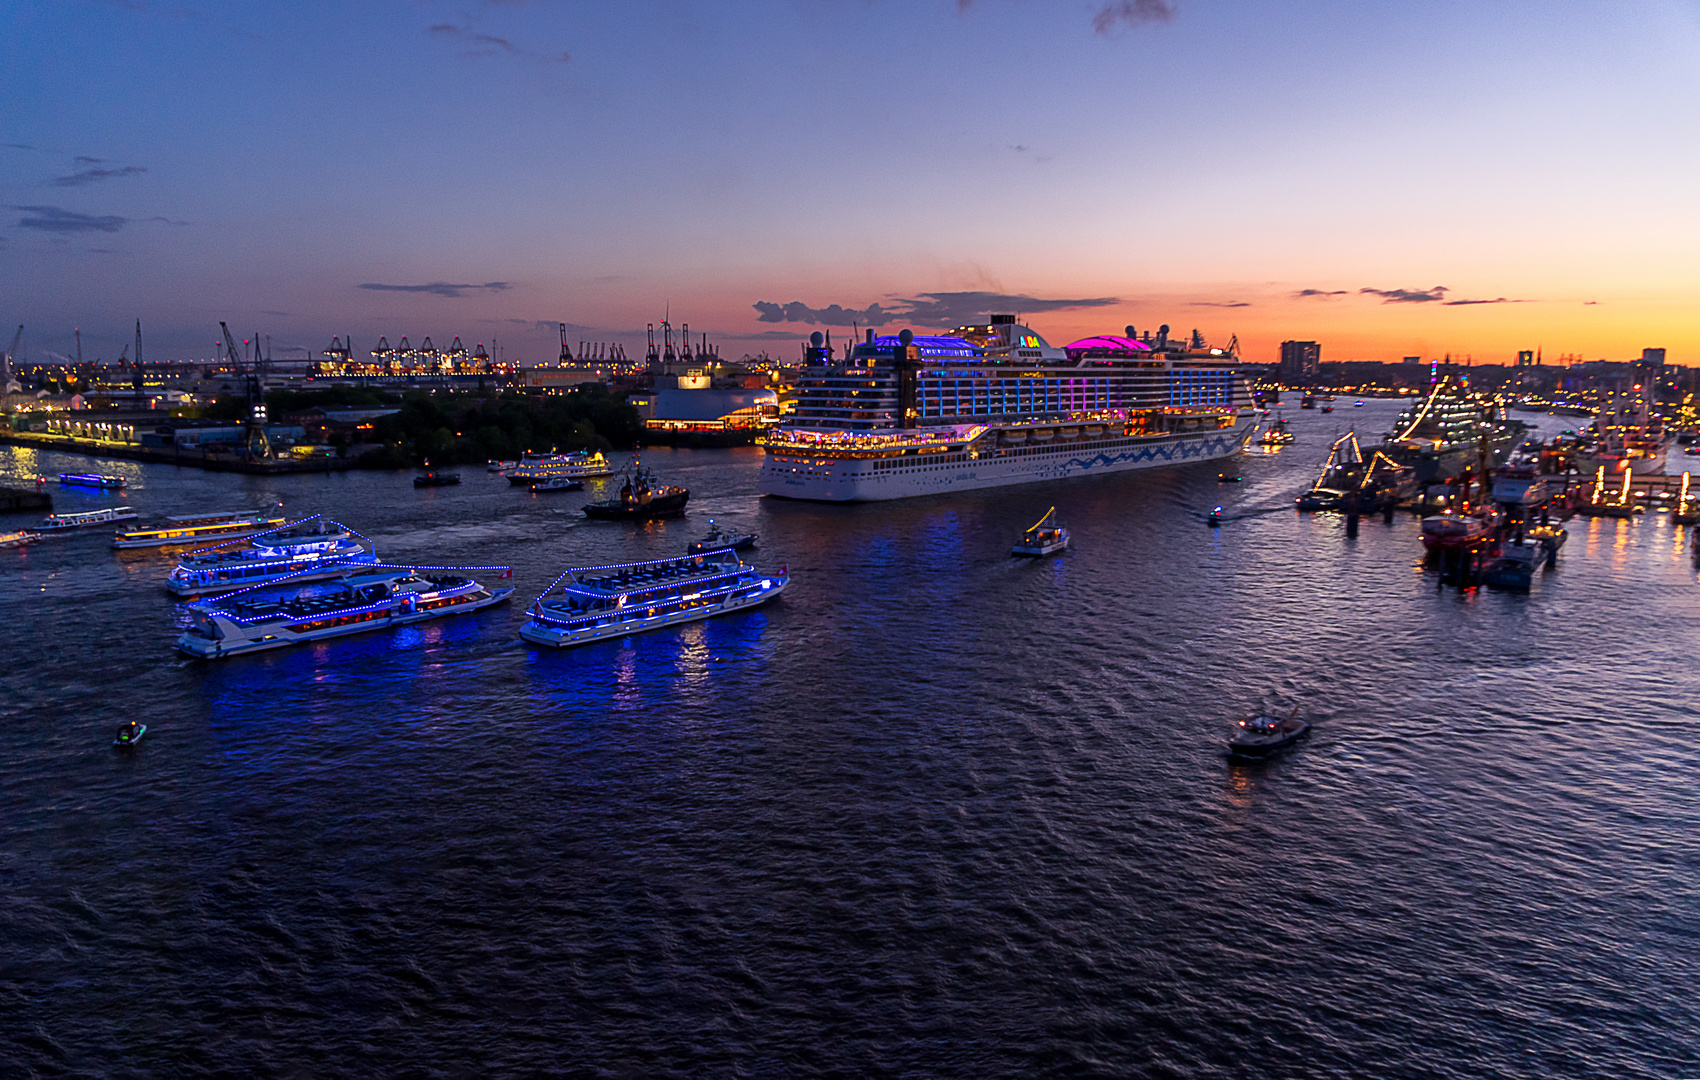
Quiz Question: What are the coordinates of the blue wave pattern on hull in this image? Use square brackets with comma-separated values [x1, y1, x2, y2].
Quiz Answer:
[1061, 432, 1243, 472]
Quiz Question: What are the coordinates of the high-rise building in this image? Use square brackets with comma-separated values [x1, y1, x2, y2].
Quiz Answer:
[1278, 340, 1320, 384]
[1642, 348, 1666, 366]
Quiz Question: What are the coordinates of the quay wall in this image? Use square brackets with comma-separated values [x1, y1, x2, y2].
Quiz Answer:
[0, 485, 52, 512]
[0, 432, 353, 475]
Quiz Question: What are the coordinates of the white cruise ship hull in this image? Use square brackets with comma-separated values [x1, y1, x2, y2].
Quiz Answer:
[520, 578, 786, 648]
[760, 423, 1255, 502]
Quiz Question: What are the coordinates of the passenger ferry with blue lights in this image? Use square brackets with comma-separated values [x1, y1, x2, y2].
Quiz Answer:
[166, 518, 375, 597]
[177, 566, 514, 658]
[520, 550, 787, 649]
[758, 318, 1256, 501]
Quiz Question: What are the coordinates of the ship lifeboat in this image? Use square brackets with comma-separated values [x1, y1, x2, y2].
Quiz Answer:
[1058, 427, 1080, 439]
[1083, 425, 1105, 436]
[1029, 429, 1056, 442]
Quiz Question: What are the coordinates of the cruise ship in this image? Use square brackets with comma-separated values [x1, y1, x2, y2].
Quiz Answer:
[505, 449, 618, 486]
[520, 550, 787, 649]
[166, 518, 375, 597]
[1379, 373, 1521, 483]
[177, 566, 513, 658]
[758, 318, 1256, 501]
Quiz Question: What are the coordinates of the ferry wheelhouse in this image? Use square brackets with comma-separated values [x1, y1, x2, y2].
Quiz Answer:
[177, 567, 514, 658]
[114, 509, 289, 550]
[506, 449, 618, 486]
[759, 318, 1256, 501]
[520, 550, 787, 649]
[166, 517, 374, 597]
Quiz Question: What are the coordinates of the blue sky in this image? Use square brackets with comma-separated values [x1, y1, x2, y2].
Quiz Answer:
[4, 0, 1699, 364]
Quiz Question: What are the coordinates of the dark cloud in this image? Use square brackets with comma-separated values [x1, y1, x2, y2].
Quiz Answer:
[1359, 285, 1531, 306]
[1093, 0, 1175, 34]
[897, 291, 1119, 326]
[427, 23, 570, 62]
[753, 291, 1119, 329]
[754, 300, 898, 327]
[14, 205, 127, 233]
[1360, 286, 1449, 304]
[1297, 288, 1349, 298]
[1190, 300, 1250, 308]
[52, 164, 147, 187]
[359, 281, 511, 298]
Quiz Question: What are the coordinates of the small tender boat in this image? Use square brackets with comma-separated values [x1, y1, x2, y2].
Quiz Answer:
[688, 519, 757, 554]
[1207, 506, 1224, 526]
[582, 464, 689, 520]
[113, 721, 146, 747]
[1217, 472, 1242, 483]
[414, 468, 461, 488]
[36, 506, 140, 533]
[1321, 404, 1334, 414]
[0, 530, 42, 548]
[1011, 507, 1068, 557]
[1257, 416, 1294, 446]
[530, 476, 584, 493]
[1228, 711, 1310, 758]
[58, 472, 127, 489]
[520, 550, 787, 649]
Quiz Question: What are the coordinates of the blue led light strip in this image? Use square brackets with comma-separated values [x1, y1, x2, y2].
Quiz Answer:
[186, 512, 319, 558]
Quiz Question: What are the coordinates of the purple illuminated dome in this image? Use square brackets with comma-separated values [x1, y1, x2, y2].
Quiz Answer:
[1064, 335, 1151, 352]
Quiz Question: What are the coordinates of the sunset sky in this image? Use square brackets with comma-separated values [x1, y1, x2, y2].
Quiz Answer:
[4, 0, 1698, 366]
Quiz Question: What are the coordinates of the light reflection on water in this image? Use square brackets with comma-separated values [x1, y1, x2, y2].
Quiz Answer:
[3, 414, 1699, 1076]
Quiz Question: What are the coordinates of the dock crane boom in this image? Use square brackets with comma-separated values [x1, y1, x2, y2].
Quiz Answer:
[1, 325, 21, 393]
[219, 321, 271, 460]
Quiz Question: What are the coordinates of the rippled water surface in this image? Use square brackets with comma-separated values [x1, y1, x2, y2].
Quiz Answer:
[3, 401, 1698, 1077]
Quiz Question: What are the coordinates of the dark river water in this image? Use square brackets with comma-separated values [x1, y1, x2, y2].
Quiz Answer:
[2, 400, 1697, 1078]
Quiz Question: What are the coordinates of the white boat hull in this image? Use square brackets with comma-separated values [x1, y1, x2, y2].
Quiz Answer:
[760, 423, 1255, 502]
[177, 587, 513, 658]
[520, 578, 787, 648]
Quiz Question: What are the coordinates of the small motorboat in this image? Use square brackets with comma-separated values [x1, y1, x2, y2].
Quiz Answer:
[1228, 711, 1309, 759]
[488, 459, 517, 472]
[688, 519, 757, 554]
[1217, 472, 1242, 483]
[1321, 405, 1334, 414]
[1011, 507, 1068, 557]
[1482, 555, 1534, 590]
[530, 476, 585, 493]
[1207, 506, 1224, 526]
[57, 472, 127, 489]
[0, 530, 41, 548]
[414, 467, 461, 488]
[113, 721, 146, 748]
[1354, 400, 1365, 407]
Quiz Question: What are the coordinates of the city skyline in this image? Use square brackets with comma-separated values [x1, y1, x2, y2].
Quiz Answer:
[4, 0, 1697, 365]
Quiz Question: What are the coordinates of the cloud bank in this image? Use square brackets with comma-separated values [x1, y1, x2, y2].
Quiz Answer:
[1297, 285, 1532, 306]
[52, 164, 147, 187]
[754, 291, 1118, 328]
[427, 23, 570, 62]
[1092, 0, 1175, 34]
[359, 281, 511, 298]
[14, 205, 128, 233]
